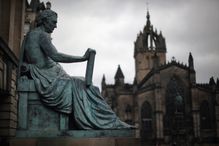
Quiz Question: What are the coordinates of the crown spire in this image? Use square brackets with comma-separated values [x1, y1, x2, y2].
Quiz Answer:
[146, 3, 151, 28]
[146, 2, 150, 20]
[147, 10, 150, 20]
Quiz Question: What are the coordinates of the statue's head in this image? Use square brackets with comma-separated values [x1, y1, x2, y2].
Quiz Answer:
[36, 9, 57, 33]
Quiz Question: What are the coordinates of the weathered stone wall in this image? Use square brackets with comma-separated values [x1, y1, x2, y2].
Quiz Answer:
[135, 51, 166, 84]
[0, 1, 11, 43]
[0, 0, 25, 138]
[0, 0, 25, 58]
[160, 66, 190, 88]
[0, 68, 17, 137]
[116, 94, 133, 121]
[102, 86, 116, 110]
[191, 87, 216, 140]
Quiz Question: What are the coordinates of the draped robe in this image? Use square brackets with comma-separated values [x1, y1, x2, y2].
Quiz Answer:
[21, 27, 132, 130]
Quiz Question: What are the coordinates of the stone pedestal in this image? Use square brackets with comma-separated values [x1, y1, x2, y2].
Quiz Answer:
[16, 129, 135, 138]
[15, 79, 139, 146]
[10, 137, 140, 146]
[17, 78, 70, 135]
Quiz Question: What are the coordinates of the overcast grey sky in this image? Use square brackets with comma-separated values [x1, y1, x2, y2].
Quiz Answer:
[38, 0, 219, 87]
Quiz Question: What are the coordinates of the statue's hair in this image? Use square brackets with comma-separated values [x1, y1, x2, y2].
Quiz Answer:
[36, 9, 57, 26]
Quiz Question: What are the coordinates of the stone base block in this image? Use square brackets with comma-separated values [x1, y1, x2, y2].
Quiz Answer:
[10, 137, 140, 146]
[16, 129, 135, 138]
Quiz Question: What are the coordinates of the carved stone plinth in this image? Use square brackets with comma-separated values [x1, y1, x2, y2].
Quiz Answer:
[17, 78, 135, 139]
[17, 78, 69, 137]
[16, 129, 135, 138]
[10, 137, 140, 146]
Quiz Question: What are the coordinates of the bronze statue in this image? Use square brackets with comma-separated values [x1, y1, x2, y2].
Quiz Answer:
[20, 9, 132, 129]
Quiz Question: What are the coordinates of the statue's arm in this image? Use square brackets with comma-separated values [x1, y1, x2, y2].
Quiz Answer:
[39, 33, 87, 63]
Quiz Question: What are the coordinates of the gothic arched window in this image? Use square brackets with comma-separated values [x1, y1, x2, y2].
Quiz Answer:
[200, 101, 212, 129]
[125, 104, 132, 124]
[165, 77, 185, 130]
[165, 77, 184, 115]
[141, 101, 152, 137]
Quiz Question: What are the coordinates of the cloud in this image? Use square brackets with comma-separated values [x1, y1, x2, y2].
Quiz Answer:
[39, 0, 219, 87]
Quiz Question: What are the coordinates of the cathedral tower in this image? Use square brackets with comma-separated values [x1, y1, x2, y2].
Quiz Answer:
[134, 11, 166, 83]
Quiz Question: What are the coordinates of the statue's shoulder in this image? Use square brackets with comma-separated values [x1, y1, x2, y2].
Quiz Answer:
[26, 28, 50, 42]
[27, 28, 48, 37]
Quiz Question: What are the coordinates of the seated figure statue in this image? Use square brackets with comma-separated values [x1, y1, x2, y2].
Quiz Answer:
[19, 8, 132, 130]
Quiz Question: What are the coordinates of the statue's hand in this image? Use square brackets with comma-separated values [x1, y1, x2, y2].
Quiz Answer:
[87, 48, 96, 54]
[83, 50, 90, 60]
[83, 48, 96, 60]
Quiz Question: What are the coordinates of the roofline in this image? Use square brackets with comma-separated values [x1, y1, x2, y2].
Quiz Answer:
[138, 61, 193, 88]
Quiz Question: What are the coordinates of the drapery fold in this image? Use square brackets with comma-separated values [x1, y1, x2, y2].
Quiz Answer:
[28, 62, 131, 129]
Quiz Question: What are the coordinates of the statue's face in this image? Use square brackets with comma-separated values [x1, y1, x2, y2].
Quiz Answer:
[44, 15, 57, 33]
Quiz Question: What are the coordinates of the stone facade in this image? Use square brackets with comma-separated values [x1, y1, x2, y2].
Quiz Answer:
[101, 66, 135, 124]
[102, 11, 219, 146]
[0, 0, 49, 140]
[0, 0, 25, 141]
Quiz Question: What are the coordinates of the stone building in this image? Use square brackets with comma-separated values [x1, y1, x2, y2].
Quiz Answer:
[102, 11, 219, 146]
[0, 0, 25, 141]
[0, 0, 46, 144]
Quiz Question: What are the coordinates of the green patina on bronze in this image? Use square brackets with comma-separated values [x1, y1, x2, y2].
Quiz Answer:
[18, 8, 133, 132]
